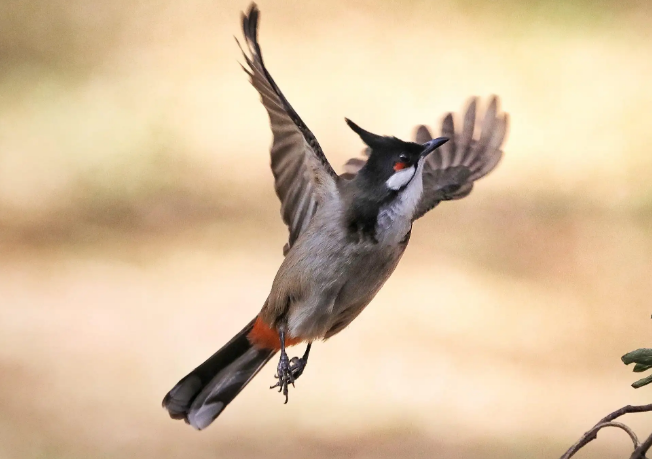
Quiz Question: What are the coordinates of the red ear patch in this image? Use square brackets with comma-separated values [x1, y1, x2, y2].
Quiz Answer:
[393, 162, 408, 171]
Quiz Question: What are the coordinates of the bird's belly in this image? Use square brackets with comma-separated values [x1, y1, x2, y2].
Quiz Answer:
[286, 240, 408, 340]
[331, 243, 406, 315]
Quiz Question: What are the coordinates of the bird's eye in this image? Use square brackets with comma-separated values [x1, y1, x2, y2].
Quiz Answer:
[393, 153, 409, 171]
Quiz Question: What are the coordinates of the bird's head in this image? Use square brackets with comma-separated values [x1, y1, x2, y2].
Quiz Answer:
[345, 118, 448, 191]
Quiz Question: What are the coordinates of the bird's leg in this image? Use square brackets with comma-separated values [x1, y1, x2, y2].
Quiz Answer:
[289, 342, 311, 380]
[270, 329, 294, 403]
[270, 334, 312, 403]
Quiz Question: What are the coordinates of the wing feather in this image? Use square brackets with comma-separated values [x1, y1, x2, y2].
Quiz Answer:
[239, 4, 338, 254]
[412, 96, 507, 220]
[414, 125, 433, 144]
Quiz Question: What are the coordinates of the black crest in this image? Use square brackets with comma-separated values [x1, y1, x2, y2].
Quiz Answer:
[345, 118, 423, 182]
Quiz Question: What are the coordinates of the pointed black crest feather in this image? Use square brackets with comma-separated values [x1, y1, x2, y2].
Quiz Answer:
[345, 118, 385, 147]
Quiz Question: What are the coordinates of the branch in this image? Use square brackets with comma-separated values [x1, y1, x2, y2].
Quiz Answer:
[561, 422, 639, 459]
[630, 431, 652, 459]
[560, 404, 652, 459]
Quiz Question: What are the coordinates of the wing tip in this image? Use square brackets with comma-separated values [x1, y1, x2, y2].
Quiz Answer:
[241, 2, 262, 62]
[502, 112, 510, 138]
[466, 96, 479, 113]
[242, 3, 260, 40]
[414, 125, 433, 143]
[421, 95, 508, 185]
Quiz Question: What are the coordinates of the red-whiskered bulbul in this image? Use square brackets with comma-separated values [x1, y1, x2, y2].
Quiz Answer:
[163, 3, 509, 430]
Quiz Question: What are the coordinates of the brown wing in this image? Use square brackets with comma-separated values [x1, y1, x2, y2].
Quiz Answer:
[239, 4, 338, 255]
[412, 96, 508, 220]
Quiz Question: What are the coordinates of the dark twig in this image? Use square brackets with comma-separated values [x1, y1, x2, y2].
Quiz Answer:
[630, 431, 652, 459]
[592, 422, 639, 448]
[560, 404, 652, 459]
[561, 422, 639, 459]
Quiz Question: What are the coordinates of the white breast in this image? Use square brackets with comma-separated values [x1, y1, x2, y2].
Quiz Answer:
[376, 160, 425, 245]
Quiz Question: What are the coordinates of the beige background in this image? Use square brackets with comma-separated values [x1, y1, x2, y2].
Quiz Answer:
[1, 0, 651, 458]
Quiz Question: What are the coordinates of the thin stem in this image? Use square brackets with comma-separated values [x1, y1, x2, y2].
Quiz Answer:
[560, 404, 652, 459]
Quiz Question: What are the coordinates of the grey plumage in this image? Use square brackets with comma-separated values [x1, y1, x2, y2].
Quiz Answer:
[237, 6, 338, 255]
[163, 2, 509, 430]
[415, 125, 433, 144]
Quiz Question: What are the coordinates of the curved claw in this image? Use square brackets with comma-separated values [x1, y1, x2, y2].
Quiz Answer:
[270, 353, 295, 403]
[270, 344, 310, 404]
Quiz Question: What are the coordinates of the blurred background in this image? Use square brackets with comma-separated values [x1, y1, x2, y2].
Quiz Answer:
[1, 0, 651, 458]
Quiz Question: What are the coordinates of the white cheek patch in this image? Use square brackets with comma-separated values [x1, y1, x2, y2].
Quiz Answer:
[385, 166, 416, 190]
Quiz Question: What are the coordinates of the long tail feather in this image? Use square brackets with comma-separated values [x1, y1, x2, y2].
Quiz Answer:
[162, 318, 276, 430]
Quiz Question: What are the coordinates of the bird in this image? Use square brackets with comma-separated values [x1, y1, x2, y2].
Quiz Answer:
[162, 2, 509, 430]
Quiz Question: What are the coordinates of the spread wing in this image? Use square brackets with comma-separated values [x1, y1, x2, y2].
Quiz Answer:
[413, 96, 508, 220]
[340, 96, 508, 220]
[239, 4, 338, 255]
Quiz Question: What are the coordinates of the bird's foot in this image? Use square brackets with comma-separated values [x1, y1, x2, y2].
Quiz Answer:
[270, 351, 295, 403]
[270, 342, 311, 404]
[289, 354, 308, 380]
[270, 351, 310, 403]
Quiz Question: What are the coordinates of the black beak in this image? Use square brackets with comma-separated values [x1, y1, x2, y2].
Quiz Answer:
[420, 137, 449, 157]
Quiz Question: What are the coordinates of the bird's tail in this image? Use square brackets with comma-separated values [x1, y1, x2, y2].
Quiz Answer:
[162, 318, 276, 430]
